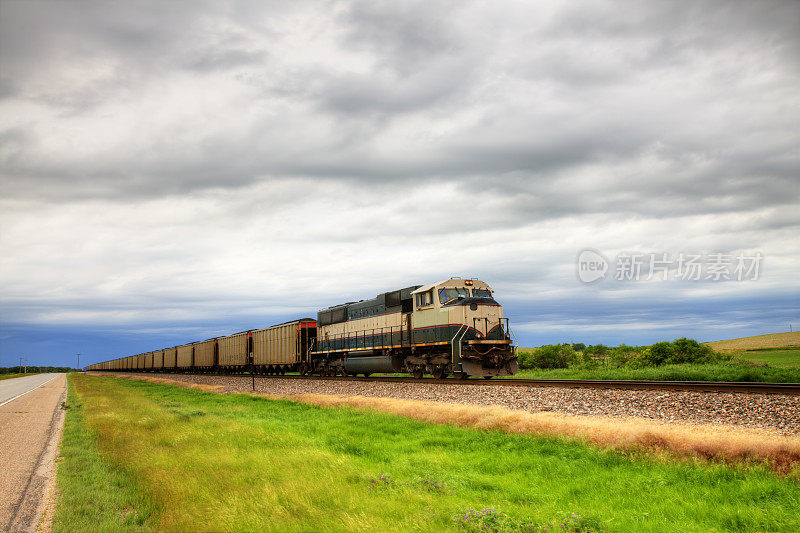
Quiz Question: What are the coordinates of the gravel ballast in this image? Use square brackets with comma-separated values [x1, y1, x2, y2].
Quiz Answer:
[104, 373, 800, 435]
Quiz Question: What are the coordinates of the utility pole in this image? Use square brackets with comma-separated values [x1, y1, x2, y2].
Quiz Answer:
[19, 356, 23, 373]
[24, 356, 27, 374]
[77, 353, 80, 371]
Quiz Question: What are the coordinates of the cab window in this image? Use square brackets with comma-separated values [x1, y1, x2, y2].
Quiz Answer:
[415, 291, 433, 308]
[473, 289, 492, 298]
[438, 287, 469, 305]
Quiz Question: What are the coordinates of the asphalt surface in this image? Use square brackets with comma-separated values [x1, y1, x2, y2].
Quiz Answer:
[0, 373, 67, 532]
[0, 374, 60, 405]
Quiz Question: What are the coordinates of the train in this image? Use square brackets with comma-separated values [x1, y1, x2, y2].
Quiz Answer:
[86, 277, 519, 378]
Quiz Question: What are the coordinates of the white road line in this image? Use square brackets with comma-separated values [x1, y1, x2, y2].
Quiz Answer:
[0, 375, 59, 408]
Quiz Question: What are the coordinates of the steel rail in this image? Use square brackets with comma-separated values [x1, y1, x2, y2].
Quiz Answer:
[96, 371, 800, 395]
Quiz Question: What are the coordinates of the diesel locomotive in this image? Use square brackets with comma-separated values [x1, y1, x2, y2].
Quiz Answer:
[86, 277, 518, 379]
[311, 277, 517, 378]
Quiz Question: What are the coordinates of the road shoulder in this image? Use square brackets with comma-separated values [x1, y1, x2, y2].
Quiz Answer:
[0, 374, 67, 532]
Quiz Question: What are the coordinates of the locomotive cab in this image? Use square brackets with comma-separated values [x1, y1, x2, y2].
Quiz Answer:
[410, 278, 518, 377]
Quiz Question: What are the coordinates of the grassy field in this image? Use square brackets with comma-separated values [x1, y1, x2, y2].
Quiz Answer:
[736, 347, 800, 369]
[54, 374, 800, 532]
[506, 359, 800, 382]
[0, 372, 39, 381]
[53, 380, 155, 531]
[705, 331, 800, 352]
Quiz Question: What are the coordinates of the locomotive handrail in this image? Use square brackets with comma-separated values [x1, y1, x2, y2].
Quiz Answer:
[306, 338, 316, 360]
[504, 318, 518, 345]
[450, 323, 469, 364]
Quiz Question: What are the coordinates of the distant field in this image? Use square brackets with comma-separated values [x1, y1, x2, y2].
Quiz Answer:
[54, 374, 800, 532]
[512, 334, 800, 381]
[704, 332, 800, 371]
[0, 373, 38, 381]
[705, 331, 800, 352]
[735, 348, 800, 370]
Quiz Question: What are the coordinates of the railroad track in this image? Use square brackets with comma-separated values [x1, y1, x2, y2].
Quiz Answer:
[214, 373, 800, 395]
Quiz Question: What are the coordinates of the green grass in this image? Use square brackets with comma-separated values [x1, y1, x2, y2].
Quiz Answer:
[0, 372, 39, 381]
[52, 375, 156, 532]
[506, 362, 800, 382]
[54, 374, 800, 532]
[736, 347, 800, 369]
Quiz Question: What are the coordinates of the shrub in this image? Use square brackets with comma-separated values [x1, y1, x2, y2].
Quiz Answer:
[647, 341, 674, 366]
[670, 337, 714, 364]
[519, 344, 576, 369]
[571, 342, 586, 352]
[610, 344, 637, 367]
[518, 339, 722, 371]
[625, 350, 650, 369]
[517, 351, 535, 370]
[578, 349, 599, 368]
[584, 344, 609, 357]
[541, 344, 576, 369]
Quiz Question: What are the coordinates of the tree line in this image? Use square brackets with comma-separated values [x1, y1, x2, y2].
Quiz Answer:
[0, 366, 80, 374]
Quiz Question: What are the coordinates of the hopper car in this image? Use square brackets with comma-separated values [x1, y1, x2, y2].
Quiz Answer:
[86, 278, 518, 379]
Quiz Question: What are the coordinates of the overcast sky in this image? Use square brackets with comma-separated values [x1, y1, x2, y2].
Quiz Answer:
[1, 0, 798, 367]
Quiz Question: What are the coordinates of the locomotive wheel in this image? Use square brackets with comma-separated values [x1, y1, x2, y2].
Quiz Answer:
[363, 373, 372, 378]
[483, 376, 493, 380]
[456, 372, 469, 380]
[432, 367, 447, 380]
[412, 367, 424, 379]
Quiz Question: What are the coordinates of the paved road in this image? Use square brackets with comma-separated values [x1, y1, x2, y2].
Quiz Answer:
[0, 373, 67, 532]
[0, 374, 60, 405]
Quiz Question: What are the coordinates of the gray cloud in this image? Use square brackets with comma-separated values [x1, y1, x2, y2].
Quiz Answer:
[0, 1, 796, 211]
[0, 1, 798, 352]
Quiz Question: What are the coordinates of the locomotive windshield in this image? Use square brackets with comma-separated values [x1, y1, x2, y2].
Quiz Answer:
[438, 287, 470, 304]
[473, 289, 492, 298]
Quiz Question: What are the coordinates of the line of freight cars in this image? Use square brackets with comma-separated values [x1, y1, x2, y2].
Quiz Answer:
[88, 277, 518, 378]
[86, 319, 316, 375]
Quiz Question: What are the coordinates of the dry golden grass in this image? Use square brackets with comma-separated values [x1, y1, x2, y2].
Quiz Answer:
[705, 331, 800, 352]
[93, 372, 800, 475]
[281, 393, 800, 476]
[103, 373, 225, 393]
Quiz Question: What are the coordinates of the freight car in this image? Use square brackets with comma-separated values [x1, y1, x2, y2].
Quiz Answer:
[86, 278, 517, 379]
[87, 319, 316, 375]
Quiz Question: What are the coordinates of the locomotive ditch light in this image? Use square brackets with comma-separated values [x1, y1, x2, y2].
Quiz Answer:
[465, 280, 473, 285]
